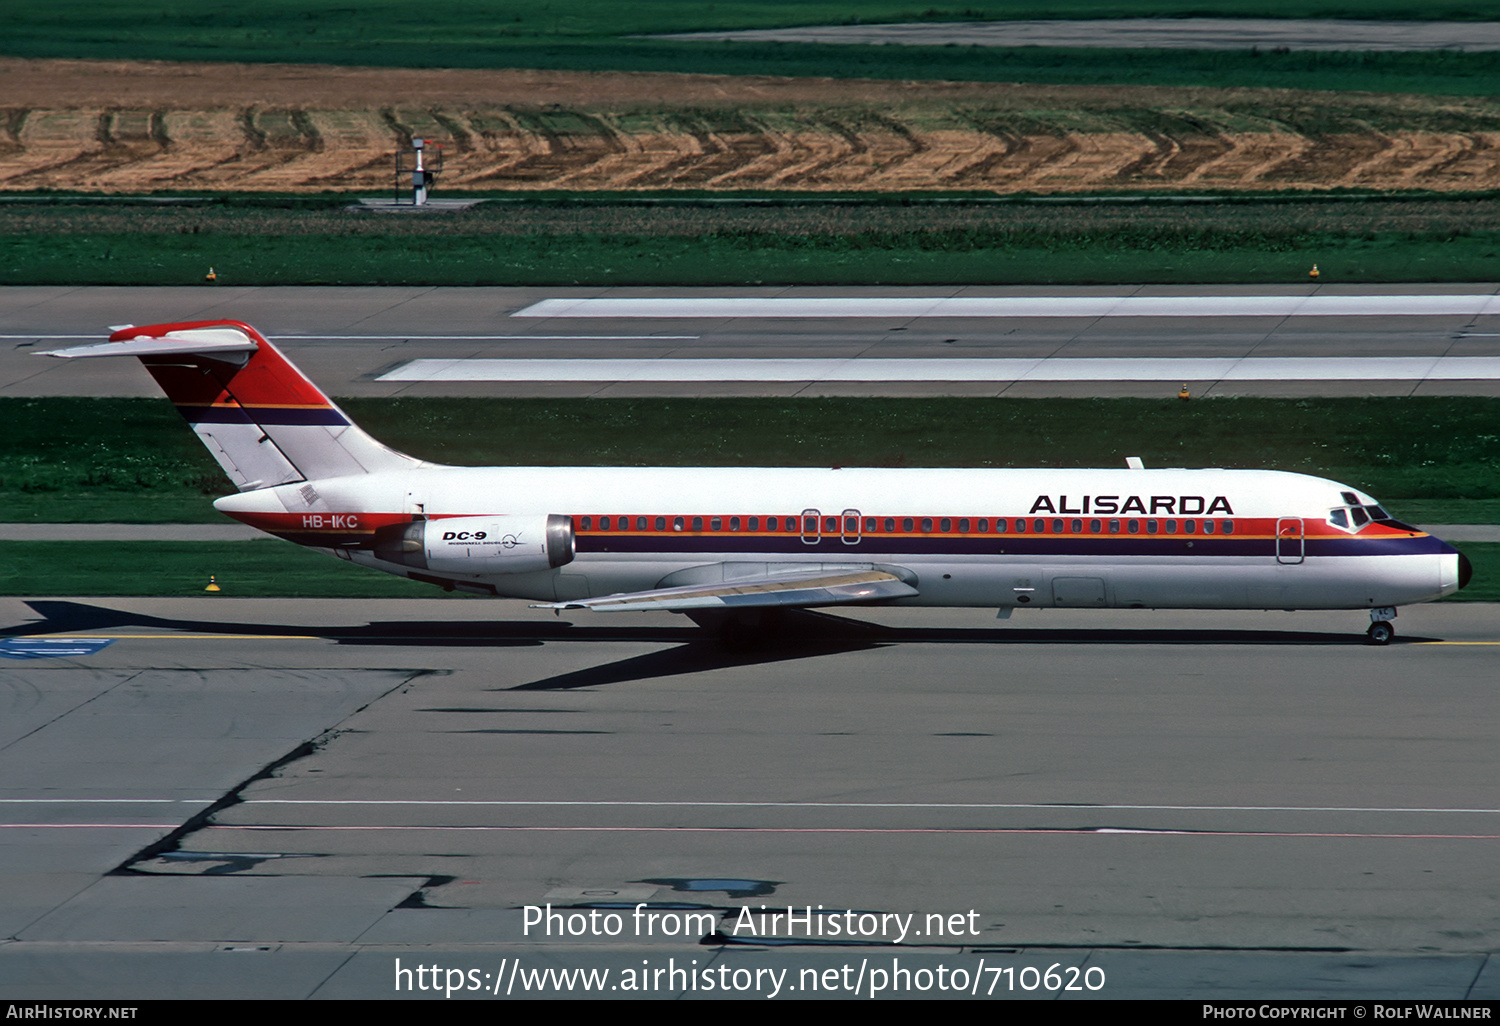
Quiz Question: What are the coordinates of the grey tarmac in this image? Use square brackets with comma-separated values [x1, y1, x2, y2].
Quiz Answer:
[5, 284, 1500, 399]
[2, 596, 1499, 999]
[660, 18, 1500, 52]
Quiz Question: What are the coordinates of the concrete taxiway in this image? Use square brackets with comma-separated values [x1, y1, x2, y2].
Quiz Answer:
[4, 283, 1499, 998]
[5, 284, 1500, 398]
[2, 596, 1499, 999]
[660, 18, 1500, 52]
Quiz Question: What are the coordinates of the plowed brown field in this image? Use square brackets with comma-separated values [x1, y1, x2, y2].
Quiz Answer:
[5, 58, 1500, 193]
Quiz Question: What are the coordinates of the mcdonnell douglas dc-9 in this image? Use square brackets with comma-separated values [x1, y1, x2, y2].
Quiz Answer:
[46, 320, 1471, 645]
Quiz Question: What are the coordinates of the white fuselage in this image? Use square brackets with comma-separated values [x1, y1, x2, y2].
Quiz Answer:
[216, 465, 1464, 612]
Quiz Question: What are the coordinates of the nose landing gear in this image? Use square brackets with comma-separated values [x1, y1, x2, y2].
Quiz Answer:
[1366, 607, 1397, 646]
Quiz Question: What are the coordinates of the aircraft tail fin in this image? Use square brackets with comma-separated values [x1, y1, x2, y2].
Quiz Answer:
[43, 320, 420, 491]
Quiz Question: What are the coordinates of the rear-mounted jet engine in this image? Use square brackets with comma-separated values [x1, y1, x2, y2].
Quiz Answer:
[374, 515, 574, 575]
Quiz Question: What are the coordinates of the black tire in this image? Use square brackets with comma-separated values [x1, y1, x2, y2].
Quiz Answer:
[1366, 621, 1394, 646]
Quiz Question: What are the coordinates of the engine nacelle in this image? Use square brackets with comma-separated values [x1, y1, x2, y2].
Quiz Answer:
[373, 515, 574, 575]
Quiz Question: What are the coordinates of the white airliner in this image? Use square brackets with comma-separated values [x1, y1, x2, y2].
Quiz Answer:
[45, 320, 1471, 645]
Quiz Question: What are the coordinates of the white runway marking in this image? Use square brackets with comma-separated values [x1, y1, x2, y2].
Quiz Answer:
[660, 18, 1500, 53]
[514, 294, 1500, 319]
[10, 334, 698, 342]
[274, 334, 700, 341]
[10, 799, 1499, 814]
[378, 356, 1500, 383]
[244, 800, 1500, 815]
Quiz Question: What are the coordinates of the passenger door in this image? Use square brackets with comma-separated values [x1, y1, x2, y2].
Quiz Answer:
[1276, 518, 1304, 564]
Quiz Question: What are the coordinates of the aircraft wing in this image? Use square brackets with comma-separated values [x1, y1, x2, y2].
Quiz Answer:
[533, 567, 918, 613]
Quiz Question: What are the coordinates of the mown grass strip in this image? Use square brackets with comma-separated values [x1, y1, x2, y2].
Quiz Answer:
[5, 232, 1500, 287]
[3, 539, 1493, 601]
[9, 199, 1500, 287]
[5, 397, 1499, 524]
[0, 540, 445, 598]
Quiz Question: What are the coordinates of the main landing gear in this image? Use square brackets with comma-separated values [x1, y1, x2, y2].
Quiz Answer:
[1366, 607, 1397, 646]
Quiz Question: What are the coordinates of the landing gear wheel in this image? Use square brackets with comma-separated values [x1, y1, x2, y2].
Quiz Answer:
[1366, 621, 1395, 646]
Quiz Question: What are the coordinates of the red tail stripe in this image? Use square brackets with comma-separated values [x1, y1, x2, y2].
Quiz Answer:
[112, 320, 331, 408]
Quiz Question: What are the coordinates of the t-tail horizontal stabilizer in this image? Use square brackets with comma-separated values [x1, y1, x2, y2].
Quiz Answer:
[43, 321, 421, 491]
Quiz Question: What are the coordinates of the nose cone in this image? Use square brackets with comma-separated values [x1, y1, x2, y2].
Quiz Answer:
[1459, 550, 1474, 591]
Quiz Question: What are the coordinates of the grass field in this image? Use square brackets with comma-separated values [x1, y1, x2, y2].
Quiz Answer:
[4, 3, 1500, 94]
[6, 396, 1499, 525]
[3, 539, 1494, 601]
[0, 539, 443, 598]
[7, 198, 1500, 287]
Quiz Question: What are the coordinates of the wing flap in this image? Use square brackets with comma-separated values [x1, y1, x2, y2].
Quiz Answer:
[534, 568, 918, 612]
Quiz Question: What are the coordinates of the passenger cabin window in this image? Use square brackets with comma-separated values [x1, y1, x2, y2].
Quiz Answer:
[748, 517, 759, 531]
[673, 517, 684, 532]
[1183, 519, 1196, 534]
[1147, 519, 1159, 534]
[1203, 520, 1214, 534]
[1165, 520, 1177, 534]
[729, 517, 740, 531]
[1033, 519, 1046, 533]
[600, 516, 610, 530]
[977, 518, 989, 532]
[1128, 520, 1140, 534]
[1109, 519, 1120, 534]
[580, 516, 592, 529]
[959, 518, 970, 532]
[1014, 519, 1025, 533]
[1222, 520, 1234, 534]
[1071, 519, 1082, 533]
[1090, 519, 1101, 533]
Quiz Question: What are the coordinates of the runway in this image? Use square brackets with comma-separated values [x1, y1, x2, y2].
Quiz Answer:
[5, 284, 1500, 398]
[659, 18, 1500, 52]
[2, 597, 1499, 999]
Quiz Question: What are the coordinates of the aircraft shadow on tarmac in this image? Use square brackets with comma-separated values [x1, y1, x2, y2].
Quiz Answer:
[5, 600, 1428, 690]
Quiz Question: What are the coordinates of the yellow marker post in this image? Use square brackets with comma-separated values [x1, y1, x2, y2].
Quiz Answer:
[205, 575, 221, 593]
[1178, 383, 1191, 401]
[1309, 264, 1320, 280]
[205, 267, 217, 283]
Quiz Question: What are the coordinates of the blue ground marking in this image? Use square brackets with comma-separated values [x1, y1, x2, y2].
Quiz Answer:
[0, 637, 115, 659]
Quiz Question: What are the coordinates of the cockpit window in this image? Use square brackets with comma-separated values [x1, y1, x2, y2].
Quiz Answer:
[1341, 491, 1360, 505]
[1350, 507, 1369, 527]
[1367, 504, 1389, 520]
[1329, 509, 1349, 529]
